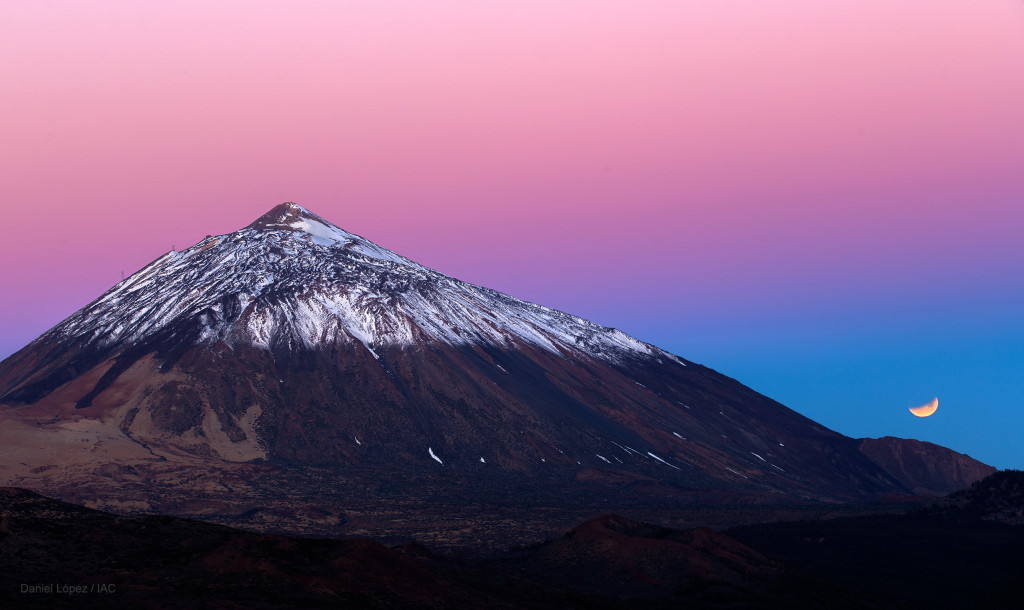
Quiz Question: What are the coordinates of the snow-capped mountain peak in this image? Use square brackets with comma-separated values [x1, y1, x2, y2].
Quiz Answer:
[245, 201, 359, 247]
[244, 202, 416, 265]
[245, 201, 331, 231]
[0, 201, 972, 512]
[43, 204, 666, 365]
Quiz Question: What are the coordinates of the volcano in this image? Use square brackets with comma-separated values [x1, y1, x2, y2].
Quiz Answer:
[0, 203, 992, 544]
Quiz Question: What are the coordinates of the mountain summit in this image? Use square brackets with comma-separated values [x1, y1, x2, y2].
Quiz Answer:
[243, 202, 413, 260]
[6, 201, 654, 380]
[0, 204, 992, 542]
[245, 201, 329, 229]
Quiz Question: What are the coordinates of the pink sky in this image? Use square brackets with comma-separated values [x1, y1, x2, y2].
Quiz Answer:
[2, 1, 1023, 467]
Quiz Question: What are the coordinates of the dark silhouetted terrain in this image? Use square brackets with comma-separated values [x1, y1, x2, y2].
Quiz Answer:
[1, 487, 888, 609]
[7, 474, 1023, 608]
[729, 470, 1024, 609]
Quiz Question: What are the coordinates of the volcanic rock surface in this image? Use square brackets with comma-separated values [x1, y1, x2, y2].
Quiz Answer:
[0, 203, 993, 544]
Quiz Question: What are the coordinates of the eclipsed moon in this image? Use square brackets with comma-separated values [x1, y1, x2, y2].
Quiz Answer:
[909, 397, 938, 418]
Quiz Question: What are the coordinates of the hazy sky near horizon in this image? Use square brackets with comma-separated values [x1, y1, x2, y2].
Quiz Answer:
[2, 1, 1023, 468]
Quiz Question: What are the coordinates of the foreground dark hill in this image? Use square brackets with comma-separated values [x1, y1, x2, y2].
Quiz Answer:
[926, 468, 1024, 524]
[508, 513, 786, 600]
[0, 203, 992, 543]
[729, 470, 1024, 609]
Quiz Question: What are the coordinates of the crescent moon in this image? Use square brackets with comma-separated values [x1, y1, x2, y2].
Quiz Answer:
[909, 397, 938, 418]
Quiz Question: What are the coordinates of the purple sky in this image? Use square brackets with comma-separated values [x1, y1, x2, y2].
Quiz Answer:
[2, 1, 1023, 468]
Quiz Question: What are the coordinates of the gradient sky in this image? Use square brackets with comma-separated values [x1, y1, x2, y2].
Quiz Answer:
[2, 1, 1023, 469]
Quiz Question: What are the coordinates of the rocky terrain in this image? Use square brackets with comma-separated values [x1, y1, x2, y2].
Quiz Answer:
[0, 487, 881, 609]
[6, 474, 1023, 609]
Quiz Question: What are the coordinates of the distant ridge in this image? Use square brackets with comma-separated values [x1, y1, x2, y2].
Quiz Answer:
[858, 436, 996, 496]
